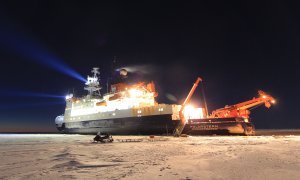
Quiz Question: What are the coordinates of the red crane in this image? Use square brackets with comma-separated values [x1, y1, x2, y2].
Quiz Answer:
[209, 90, 276, 119]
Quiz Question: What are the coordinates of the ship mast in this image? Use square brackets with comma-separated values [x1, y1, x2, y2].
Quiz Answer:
[84, 67, 102, 97]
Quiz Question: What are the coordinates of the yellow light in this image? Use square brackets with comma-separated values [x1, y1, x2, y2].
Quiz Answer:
[262, 95, 267, 99]
[271, 100, 276, 104]
[183, 104, 204, 120]
[129, 89, 143, 97]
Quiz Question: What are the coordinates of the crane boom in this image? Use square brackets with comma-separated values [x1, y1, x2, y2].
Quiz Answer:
[210, 90, 275, 118]
[174, 77, 202, 136]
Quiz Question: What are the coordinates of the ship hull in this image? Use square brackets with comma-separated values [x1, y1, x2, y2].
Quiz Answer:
[184, 117, 255, 135]
[57, 116, 255, 136]
[58, 114, 179, 135]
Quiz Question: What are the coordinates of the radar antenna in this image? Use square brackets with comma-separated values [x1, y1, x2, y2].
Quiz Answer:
[84, 67, 102, 97]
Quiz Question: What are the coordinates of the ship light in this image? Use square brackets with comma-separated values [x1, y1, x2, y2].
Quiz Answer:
[65, 94, 73, 100]
[85, 76, 98, 85]
[129, 89, 143, 97]
[183, 105, 204, 120]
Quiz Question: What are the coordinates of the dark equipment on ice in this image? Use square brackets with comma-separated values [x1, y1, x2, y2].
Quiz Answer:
[93, 132, 114, 143]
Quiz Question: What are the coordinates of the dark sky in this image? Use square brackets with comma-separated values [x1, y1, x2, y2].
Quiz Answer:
[0, 1, 299, 132]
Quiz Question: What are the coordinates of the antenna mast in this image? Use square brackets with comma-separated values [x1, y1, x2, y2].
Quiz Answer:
[84, 67, 102, 97]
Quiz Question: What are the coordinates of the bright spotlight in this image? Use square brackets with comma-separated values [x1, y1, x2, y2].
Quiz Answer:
[65, 94, 73, 100]
[129, 89, 143, 97]
[183, 104, 204, 120]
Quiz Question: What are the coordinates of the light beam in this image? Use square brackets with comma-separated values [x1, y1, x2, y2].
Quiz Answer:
[0, 101, 65, 110]
[0, 24, 86, 82]
[0, 90, 65, 99]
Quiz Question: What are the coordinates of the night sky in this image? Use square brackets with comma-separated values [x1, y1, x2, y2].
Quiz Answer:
[0, 1, 299, 132]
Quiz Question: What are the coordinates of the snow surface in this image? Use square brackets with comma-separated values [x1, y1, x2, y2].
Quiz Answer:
[0, 134, 299, 179]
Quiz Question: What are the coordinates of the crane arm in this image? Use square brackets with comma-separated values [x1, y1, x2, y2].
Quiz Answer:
[236, 90, 275, 109]
[210, 90, 275, 118]
[174, 77, 202, 136]
[179, 77, 202, 121]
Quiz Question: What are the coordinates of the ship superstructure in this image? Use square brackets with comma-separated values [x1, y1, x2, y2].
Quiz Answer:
[56, 68, 202, 135]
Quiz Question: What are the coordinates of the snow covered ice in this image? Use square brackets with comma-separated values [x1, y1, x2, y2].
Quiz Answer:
[0, 134, 299, 179]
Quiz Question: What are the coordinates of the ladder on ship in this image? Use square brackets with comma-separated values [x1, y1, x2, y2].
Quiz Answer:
[173, 77, 202, 137]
